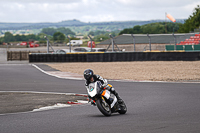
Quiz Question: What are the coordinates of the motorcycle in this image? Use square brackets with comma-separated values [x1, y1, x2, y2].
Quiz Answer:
[87, 81, 127, 116]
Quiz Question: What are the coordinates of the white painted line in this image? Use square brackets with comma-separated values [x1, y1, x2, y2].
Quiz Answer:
[32, 64, 84, 80]
[77, 100, 89, 104]
[32, 103, 71, 112]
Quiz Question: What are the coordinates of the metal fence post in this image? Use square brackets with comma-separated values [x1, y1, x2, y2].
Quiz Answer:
[47, 39, 49, 53]
[172, 33, 177, 51]
[147, 34, 151, 51]
[67, 36, 71, 52]
[44, 36, 49, 53]
[109, 34, 114, 52]
[131, 34, 136, 52]
[88, 35, 93, 52]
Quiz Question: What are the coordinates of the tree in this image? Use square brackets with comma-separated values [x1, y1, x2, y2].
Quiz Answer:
[20, 35, 27, 41]
[38, 33, 48, 39]
[88, 30, 108, 36]
[25, 34, 39, 41]
[132, 25, 142, 33]
[57, 27, 75, 35]
[0, 37, 3, 45]
[14, 34, 22, 41]
[53, 32, 66, 43]
[178, 5, 200, 33]
[88, 31, 95, 36]
[41, 28, 57, 36]
[119, 28, 131, 35]
[93, 34, 109, 42]
[4, 32, 14, 43]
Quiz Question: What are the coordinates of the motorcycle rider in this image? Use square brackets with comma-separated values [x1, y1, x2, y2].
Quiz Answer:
[83, 69, 122, 105]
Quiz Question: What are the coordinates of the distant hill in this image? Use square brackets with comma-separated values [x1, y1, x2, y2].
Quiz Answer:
[0, 19, 185, 30]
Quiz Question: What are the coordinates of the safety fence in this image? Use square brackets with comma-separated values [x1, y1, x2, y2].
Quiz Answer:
[29, 52, 200, 62]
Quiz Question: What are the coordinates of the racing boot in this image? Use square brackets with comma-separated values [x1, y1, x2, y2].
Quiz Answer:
[110, 88, 123, 104]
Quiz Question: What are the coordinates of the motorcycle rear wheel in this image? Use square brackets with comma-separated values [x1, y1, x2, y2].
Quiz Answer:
[118, 101, 127, 114]
[96, 98, 111, 116]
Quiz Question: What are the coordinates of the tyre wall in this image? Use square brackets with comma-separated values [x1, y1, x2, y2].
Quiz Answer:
[29, 52, 200, 62]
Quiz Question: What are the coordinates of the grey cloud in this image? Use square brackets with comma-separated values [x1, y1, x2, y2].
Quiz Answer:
[0, 0, 200, 22]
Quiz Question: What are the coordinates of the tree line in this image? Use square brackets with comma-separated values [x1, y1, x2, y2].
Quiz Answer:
[0, 27, 77, 44]
[119, 5, 200, 34]
[41, 27, 76, 36]
[119, 22, 182, 35]
[0, 32, 40, 44]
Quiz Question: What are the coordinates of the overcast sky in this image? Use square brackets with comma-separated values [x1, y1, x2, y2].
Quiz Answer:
[0, 0, 200, 23]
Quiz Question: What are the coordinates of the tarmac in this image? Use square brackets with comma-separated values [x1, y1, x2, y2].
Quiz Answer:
[0, 48, 88, 115]
[1, 48, 199, 114]
[0, 92, 88, 114]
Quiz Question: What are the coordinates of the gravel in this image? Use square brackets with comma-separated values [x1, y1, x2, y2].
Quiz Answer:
[47, 61, 200, 82]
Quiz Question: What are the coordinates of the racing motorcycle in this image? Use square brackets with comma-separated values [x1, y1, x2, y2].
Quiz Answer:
[87, 81, 127, 116]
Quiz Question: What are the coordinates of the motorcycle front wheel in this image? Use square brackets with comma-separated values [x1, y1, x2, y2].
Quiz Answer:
[96, 98, 111, 116]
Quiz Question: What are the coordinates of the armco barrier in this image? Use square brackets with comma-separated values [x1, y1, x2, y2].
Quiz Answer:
[29, 52, 200, 62]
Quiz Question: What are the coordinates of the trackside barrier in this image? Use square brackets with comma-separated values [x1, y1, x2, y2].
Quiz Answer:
[165, 45, 200, 51]
[29, 52, 200, 62]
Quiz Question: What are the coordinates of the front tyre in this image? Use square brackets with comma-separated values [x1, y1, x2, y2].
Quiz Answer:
[96, 98, 111, 116]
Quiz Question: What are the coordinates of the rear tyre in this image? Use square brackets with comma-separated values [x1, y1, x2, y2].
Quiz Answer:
[96, 98, 111, 116]
[118, 101, 127, 114]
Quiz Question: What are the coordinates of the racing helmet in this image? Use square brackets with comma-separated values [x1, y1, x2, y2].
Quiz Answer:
[83, 69, 94, 80]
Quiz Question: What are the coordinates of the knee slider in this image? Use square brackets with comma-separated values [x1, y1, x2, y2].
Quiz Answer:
[110, 87, 115, 91]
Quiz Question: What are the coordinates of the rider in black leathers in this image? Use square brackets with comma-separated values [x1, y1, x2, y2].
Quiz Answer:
[83, 69, 122, 105]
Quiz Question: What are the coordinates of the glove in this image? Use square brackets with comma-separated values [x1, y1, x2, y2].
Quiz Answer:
[102, 79, 108, 87]
[97, 81, 104, 89]
[91, 100, 96, 106]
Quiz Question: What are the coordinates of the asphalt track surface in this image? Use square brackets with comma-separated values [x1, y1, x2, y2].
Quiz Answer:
[1, 64, 200, 133]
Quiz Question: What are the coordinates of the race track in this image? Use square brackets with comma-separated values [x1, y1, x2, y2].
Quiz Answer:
[0, 64, 200, 133]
